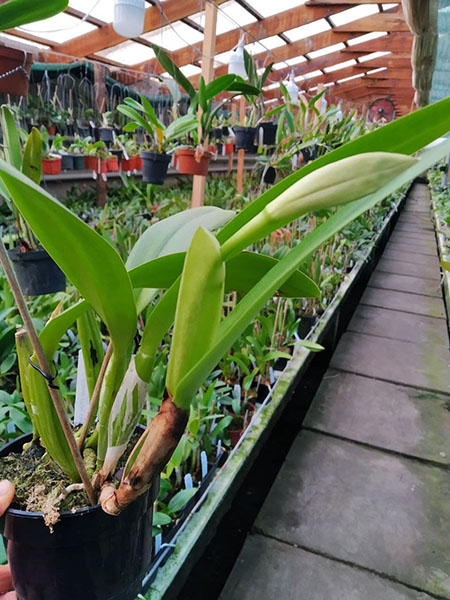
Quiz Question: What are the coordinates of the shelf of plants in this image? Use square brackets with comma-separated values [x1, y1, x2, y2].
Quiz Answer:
[430, 164, 450, 327]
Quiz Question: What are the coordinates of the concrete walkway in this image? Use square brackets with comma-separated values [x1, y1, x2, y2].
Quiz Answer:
[221, 184, 450, 600]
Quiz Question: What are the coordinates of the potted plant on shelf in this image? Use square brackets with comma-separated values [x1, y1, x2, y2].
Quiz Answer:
[94, 111, 115, 144]
[117, 95, 198, 185]
[84, 140, 108, 173]
[0, 107, 66, 296]
[67, 134, 90, 170]
[150, 43, 260, 176]
[40, 127, 63, 176]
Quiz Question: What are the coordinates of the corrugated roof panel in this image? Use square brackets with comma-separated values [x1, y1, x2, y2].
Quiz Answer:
[17, 13, 97, 43]
[95, 40, 155, 65]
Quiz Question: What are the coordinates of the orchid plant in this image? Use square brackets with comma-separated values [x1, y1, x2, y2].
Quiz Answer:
[0, 90, 449, 516]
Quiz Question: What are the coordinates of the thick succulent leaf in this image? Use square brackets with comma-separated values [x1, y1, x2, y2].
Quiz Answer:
[0, 160, 137, 354]
[167, 227, 225, 407]
[129, 251, 320, 298]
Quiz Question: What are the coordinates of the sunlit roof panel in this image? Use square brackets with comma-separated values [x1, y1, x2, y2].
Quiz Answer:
[347, 31, 388, 46]
[358, 51, 391, 62]
[191, 1, 256, 35]
[0, 32, 50, 49]
[324, 59, 357, 73]
[307, 43, 346, 60]
[273, 57, 307, 69]
[17, 13, 97, 43]
[141, 22, 203, 50]
[285, 19, 330, 42]
[330, 4, 379, 27]
[95, 40, 155, 65]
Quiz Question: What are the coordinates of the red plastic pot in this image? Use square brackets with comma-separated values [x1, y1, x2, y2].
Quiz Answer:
[45, 124, 57, 136]
[134, 155, 143, 170]
[42, 157, 62, 175]
[224, 142, 234, 154]
[120, 157, 136, 171]
[106, 157, 119, 172]
[84, 157, 107, 173]
[176, 149, 212, 176]
[227, 403, 256, 448]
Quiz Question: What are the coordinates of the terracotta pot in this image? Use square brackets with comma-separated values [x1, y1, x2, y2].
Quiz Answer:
[227, 403, 256, 448]
[41, 157, 62, 176]
[45, 124, 57, 136]
[176, 148, 212, 176]
[0, 46, 32, 96]
[106, 157, 119, 172]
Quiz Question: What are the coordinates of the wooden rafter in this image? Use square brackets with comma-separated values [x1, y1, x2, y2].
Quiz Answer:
[333, 6, 409, 33]
[132, 3, 351, 73]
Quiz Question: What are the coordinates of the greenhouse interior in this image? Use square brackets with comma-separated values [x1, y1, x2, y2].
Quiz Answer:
[0, 0, 449, 599]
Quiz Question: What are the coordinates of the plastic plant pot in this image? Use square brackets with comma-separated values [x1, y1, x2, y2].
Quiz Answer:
[176, 148, 212, 176]
[45, 123, 57, 136]
[121, 157, 136, 172]
[227, 403, 256, 448]
[263, 166, 276, 184]
[60, 155, 74, 171]
[94, 127, 114, 144]
[106, 157, 119, 172]
[233, 126, 256, 151]
[224, 142, 234, 154]
[7, 249, 66, 296]
[141, 152, 171, 185]
[72, 156, 85, 170]
[110, 149, 123, 165]
[42, 157, 62, 176]
[259, 122, 276, 146]
[84, 156, 97, 171]
[0, 434, 158, 600]
[134, 155, 143, 170]
[301, 145, 318, 164]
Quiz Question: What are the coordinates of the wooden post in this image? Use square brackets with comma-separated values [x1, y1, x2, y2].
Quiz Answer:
[94, 63, 107, 208]
[191, 2, 218, 208]
[236, 96, 246, 195]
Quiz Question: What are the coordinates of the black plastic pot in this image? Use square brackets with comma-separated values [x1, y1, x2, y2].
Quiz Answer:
[211, 128, 222, 141]
[73, 155, 85, 170]
[60, 155, 74, 171]
[259, 122, 276, 146]
[298, 315, 318, 339]
[301, 145, 318, 163]
[0, 434, 158, 600]
[94, 127, 114, 144]
[233, 126, 256, 151]
[8, 249, 66, 296]
[141, 151, 171, 185]
[77, 126, 90, 138]
[263, 166, 276, 184]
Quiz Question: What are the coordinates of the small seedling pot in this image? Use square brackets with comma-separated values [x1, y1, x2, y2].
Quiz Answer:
[259, 122, 276, 146]
[263, 166, 276, 184]
[301, 145, 318, 163]
[110, 149, 123, 165]
[84, 157, 107, 173]
[106, 156, 119, 172]
[176, 148, 212, 176]
[141, 151, 171, 185]
[211, 128, 222, 141]
[7, 249, 66, 296]
[298, 315, 318, 339]
[120, 157, 136, 171]
[233, 126, 256, 151]
[224, 142, 234, 154]
[227, 403, 256, 448]
[41, 157, 62, 176]
[60, 155, 74, 171]
[134, 155, 143, 170]
[0, 434, 158, 600]
[72, 155, 85, 170]
[44, 123, 57, 136]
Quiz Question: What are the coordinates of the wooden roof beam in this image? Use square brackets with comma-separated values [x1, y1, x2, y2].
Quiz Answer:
[353, 56, 412, 69]
[341, 32, 412, 53]
[132, 3, 351, 73]
[333, 6, 409, 33]
[55, 0, 229, 58]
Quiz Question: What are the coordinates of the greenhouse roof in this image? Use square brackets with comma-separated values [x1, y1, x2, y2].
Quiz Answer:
[0, 0, 421, 116]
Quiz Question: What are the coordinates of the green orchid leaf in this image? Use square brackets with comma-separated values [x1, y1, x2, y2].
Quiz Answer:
[166, 227, 225, 408]
[0, 0, 68, 30]
[21, 128, 42, 185]
[39, 299, 88, 359]
[150, 43, 196, 99]
[129, 251, 319, 298]
[0, 160, 137, 355]
[0, 106, 21, 169]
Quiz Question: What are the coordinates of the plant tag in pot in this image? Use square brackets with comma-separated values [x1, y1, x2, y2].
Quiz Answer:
[74, 350, 89, 425]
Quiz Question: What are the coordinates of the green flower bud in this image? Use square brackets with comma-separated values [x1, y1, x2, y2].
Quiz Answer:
[221, 152, 416, 260]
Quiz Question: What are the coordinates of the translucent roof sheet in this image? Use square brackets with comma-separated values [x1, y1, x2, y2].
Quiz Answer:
[338, 73, 364, 83]
[245, 36, 285, 54]
[141, 22, 204, 50]
[17, 12, 97, 43]
[367, 67, 387, 74]
[68, 0, 151, 23]
[324, 59, 357, 73]
[307, 42, 346, 60]
[0, 32, 50, 49]
[285, 19, 330, 43]
[347, 31, 388, 46]
[191, 1, 256, 35]
[95, 40, 155, 65]
[245, 0, 306, 18]
[358, 50, 391, 62]
[330, 4, 379, 27]
[298, 70, 322, 80]
[178, 64, 201, 76]
[273, 57, 306, 69]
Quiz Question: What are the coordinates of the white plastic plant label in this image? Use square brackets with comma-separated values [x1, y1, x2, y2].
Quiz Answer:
[74, 350, 90, 425]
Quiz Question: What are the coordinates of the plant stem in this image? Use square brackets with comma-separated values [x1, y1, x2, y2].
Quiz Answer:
[78, 342, 113, 451]
[0, 238, 97, 506]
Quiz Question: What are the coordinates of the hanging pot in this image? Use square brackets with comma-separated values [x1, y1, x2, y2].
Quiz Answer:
[141, 152, 171, 185]
[7, 249, 66, 296]
[259, 122, 277, 146]
[42, 157, 62, 176]
[0, 434, 158, 600]
[233, 126, 256, 151]
[176, 149, 212, 176]
[94, 127, 114, 144]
